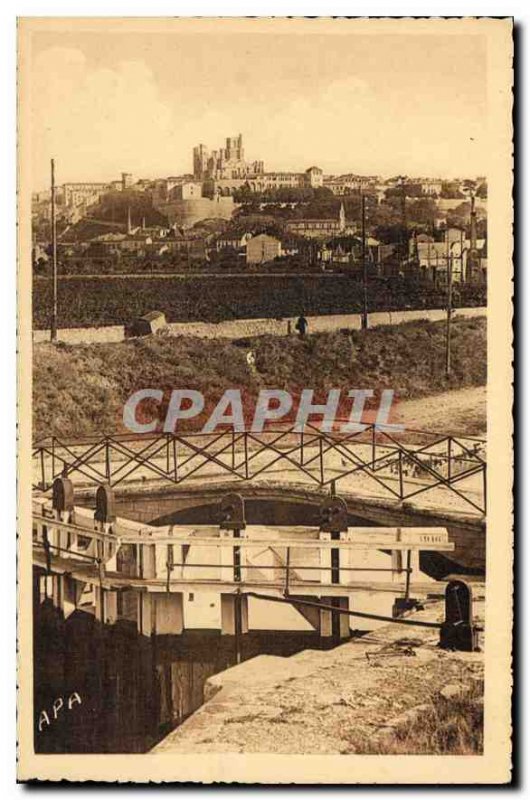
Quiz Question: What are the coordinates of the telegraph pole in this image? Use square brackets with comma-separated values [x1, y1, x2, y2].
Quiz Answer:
[361, 193, 368, 330]
[397, 175, 408, 272]
[445, 248, 453, 377]
[50, 158, 58, 342]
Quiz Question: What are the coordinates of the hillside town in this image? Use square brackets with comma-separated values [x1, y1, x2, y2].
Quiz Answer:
[32, 133, 488, 288]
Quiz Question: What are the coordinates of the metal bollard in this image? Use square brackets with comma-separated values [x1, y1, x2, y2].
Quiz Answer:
[219, 492, 246, 532]
[95, 483, 116, 524]
[52, 475, 74, 516]
[439, 579, 479, 652]
[319, 496, 348, 535]
[51, 475, 75, 557]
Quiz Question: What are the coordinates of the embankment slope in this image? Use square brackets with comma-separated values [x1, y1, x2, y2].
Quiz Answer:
[33, 317, 486, 440]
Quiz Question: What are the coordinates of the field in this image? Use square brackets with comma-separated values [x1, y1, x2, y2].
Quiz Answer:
[33, 274, 487, 329]
[33, 316, 487, 440]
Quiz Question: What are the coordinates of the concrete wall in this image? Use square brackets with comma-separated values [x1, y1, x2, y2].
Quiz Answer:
[33, 306, 487, 345]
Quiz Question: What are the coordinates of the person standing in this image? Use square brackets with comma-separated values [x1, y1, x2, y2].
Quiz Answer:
[295, 314, 308, 338]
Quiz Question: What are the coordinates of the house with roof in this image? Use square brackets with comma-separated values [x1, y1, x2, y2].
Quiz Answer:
[318, 235, 379, 267]
[285, 203, 352, 240]
[215, 231, 253, 253]
[413, 228, 487, 284]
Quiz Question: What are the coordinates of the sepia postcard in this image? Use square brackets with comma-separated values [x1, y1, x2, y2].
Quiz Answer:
[17, 16, 513, 784]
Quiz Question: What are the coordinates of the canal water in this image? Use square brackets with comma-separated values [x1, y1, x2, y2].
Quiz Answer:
[33, 600, 342, 754]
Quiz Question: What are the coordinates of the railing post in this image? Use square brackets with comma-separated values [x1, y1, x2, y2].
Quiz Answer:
[105, 438, 111, 484]
[319, 496, 349, 638]
[300, 430, 304, 466]
[233, 531, 241, 584]
[284, 547, 291, 595]
[231, 429, 236, 470]
[51, 436, 56, 480]
[244, 432, 249, 480]
[447, 436, 452, 482]
[482, 464, 487, 513]
[219, 493, 248, 655]
[165, 543, 172, 593]
[173, 437, 178, 482]
[404, 549, 411, 600]
[319, 435, 324, 484]
[166, 434, 170, 475]
[392, 546, 419, 618]
[371, 424, 376, 470]
[331, 530, 340, 585]
[398, 450, 404, 499]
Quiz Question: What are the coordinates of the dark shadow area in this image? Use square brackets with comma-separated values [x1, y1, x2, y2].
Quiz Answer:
[33, 598, 339, 755]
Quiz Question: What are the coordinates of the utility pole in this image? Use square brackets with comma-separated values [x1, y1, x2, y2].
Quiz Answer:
[445, 247, 453, 377]
[462, 181, 477, 283]
[361, 193, 368, 330]
[468, 190, 477, 283]
[50, 158, 58, 342]
[397, 175, 408, 273]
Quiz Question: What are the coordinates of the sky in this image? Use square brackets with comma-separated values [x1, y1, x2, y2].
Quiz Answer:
[27, 25, 488, 190]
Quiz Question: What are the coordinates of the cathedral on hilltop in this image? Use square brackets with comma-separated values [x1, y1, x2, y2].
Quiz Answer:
[192, 133, 324, 197]
[193, 134, 264, 181]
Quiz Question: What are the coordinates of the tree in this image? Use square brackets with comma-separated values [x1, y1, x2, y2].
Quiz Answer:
[406, 197, 439, 227]
[373, 223, 408, 245]
[445, 202, 471, 231]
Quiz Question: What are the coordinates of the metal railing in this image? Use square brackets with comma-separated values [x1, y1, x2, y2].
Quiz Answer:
[33, 424, 486, 514]
[32, 507, 453, 595]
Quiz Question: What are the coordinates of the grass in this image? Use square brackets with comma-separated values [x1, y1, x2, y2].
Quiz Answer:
[33, 317, 486, 440]
[365, 681, 484, 755]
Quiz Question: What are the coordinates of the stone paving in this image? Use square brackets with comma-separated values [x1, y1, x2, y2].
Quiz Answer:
[152, 596, 484, 755]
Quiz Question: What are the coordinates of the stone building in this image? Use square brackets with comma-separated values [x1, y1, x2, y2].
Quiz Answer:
[303, 166, 324, 188]
[62, 182, 110, 208]
[324, 175, 377, 195]
[150, 176, 236, 228]
[215, 232, 253, 252]
[419, 178, 443, 196]
[414, 227, 487, 284]
[193, 134, 264, 181]
[194, 134, 323, 197]
[285, 203, 348, 239]
[246, 166, 323, 193]
[151, 178, 202, 205]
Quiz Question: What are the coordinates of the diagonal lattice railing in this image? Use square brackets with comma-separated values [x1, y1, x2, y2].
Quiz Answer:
[33, 424, 486, 514]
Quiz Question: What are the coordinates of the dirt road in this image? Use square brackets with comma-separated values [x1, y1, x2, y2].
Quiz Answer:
[396, 386, 486, 437]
